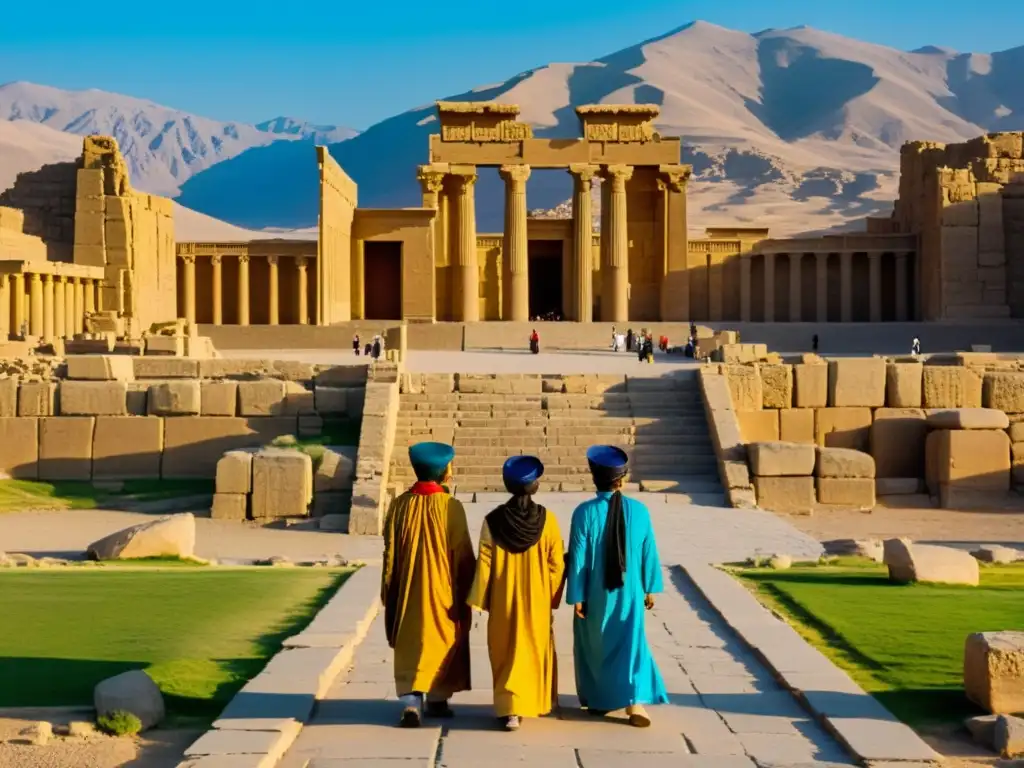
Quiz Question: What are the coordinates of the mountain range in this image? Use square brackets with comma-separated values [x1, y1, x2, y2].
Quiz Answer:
[2, 21, 1024, 239]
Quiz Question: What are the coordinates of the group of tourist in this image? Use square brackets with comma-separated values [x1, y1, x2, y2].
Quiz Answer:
[351, 333, 386, 361]
[380, 441, 666, 732]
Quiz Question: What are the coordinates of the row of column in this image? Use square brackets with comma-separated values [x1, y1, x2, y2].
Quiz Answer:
[180, 254, 310, 326]
[0, 273, 98, 341]
[736, 251, 913, 322]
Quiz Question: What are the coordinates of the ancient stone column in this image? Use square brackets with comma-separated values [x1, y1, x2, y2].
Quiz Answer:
[182, 255, 197, 326]
[268, 256, 280, 326]
[11, 274, 25, 337]
[237, 255, 250, 325]
[84, 279, 95, 315]
[0, 275, 9, 340]
[53, 277, 65, 339]
[297, 257, 309, 325]
[763, 254, 776, 322]
[351, 240, 364, 320]
[895, 253, 909, 322]
[815, 253, 829, 322]
[500, 165, 531, 322]
[417, 165, 446, 208]
[868, 253, 882, 322]
[603, 165, 634, 323]
[28, 273, 43, 337]
[211, 255, 223, 325]
[569, 164, 597, 322]
[839, 252, 853, 322]
[789, 253, 803, 322]
[739, 256, 752, 321]
[450, 168, 479, 322]
[42, 274, 54, 341]
[64, 278, 76, 338]
[74, 277, 85, 334]
[93, 279, 103, 313]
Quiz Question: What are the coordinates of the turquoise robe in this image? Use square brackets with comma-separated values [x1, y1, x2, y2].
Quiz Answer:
[565, 491, 668, 711]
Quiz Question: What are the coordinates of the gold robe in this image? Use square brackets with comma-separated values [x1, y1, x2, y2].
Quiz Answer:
[381, 487, 476, 697]
[467, 513, 566, 718]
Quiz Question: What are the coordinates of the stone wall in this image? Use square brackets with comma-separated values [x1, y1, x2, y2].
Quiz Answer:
[0, 162, 77, 262]
[317, 147, 357, 324]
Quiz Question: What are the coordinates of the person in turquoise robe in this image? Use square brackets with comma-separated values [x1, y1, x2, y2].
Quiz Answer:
[566, 444, 668, 727]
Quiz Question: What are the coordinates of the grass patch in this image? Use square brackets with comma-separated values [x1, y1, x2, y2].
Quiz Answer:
[734, 560, 1024, 728]
[0, 568, 352, 724]
[93, 556, 210, 568]
[0, 478, 215, 513]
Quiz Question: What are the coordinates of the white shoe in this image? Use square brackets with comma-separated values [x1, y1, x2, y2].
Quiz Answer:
[503, 715, 521, 731]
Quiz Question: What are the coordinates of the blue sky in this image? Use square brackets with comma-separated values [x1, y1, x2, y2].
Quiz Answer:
[1, 0, 1021, 130]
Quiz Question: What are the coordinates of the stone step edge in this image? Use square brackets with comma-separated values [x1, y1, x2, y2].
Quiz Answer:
[678, 562, 942, 766]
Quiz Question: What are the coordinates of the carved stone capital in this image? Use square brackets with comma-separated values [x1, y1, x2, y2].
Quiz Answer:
[267, 255, 280, 266]
[40, 273, 51, 284]
[296, 256, 309, 269]
[603, 164, 634, 191]
[499, 164, 531, 185]
[568, 163, 599, 183]
[449, 165, 478, 190]
[657, 163, 692, 193]
[181, 255, 197, 265]
[238, 255, 250, 265]
[53, 275, 65, 284]
[417, 164, 448, 195]
[210, 255, 223, 266]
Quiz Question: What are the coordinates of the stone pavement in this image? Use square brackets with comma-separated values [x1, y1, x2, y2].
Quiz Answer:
[279, 495, 853, 767]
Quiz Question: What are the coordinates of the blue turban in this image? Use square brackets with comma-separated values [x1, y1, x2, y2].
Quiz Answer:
[408, 442, 455, 482]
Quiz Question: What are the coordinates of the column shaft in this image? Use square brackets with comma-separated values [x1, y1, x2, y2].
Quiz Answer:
[182, 255, 197, 325]
[12, 274, 25, 336]
[28, 273, 43, 337]
[789, 254, 803, 322]
[895, 254, 909, 322]
[840, 252, 853, 321]
[63, 279, 75, 338]
[815, 254, 829, 322]
[237, 256, 250, 325]
[451, 169, 479, 322]
[297, 258, 309, 325]
[569, 165, 597, 322]
[53, 278, 65, 339]
[739, 256, 752, 321]
[42, 275, 54, 341]
[211, 256, 223, 325]
[763, 254, 775, 322]
[603, 165, 634, 323]
[869, 253, 883, 322]
[268, 256, 280, 326]
[0, 276, 9, 339]
[74, 278, 85, 334]
[500, 165, 531, 321]
[84, 279, 95, 315]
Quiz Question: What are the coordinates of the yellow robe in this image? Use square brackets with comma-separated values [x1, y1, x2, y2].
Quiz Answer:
[467, 512, 566, 718]
[381, 488, 476, 697]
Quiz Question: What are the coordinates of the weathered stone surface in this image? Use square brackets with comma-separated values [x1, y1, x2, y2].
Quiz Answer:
[93, 416, 163, 479]
[17, 381, 57, 417]
[125, 382, 149, 416]
[737, 410, 779, 443]
[314, 386, 349, 414]
[1010, 422, 1024, 443]
[67, 355, 135, 381]
[926, 408, 1010, 430]
[753, 475, 814, 512]
[965, 632, 1024, 715]
[201, 380, 238, 416]
[871, 408, 927, 478]
[38, 416, 94, 480]
[216, 450, 254, 494]
[995, 714, 1024, 757]
[816, 477, 876, 509]
[931, 429, 1011, 492]
[94, 670, 165, 730]
[816, 447, 876, 478]
[20, 722, 52, 746]
[876, 477, 921, 496]
[238, 380, 286, 416]
[823, 538, 884, 561]
[760, 364, 793, 409]
[252, 449, 313, 518]
[748, 441, 815, 477]
[313, 365, 369, 386]
[59, 381, 127, 415]
[923, 365, 983, 408]
[133, 357, 199, 379]
[0, 378, 17, 416]
[883, 538, 980, 586]
[148, 380, 202, 416]
[0, 417, 38, 479]
[778, 408, 814, 444]
[829, 358, 886, 407]
[314, 446, 357, 492]
[162, 417, 295, 478]
[87, 513, 196, 560]
[699, 370, 734, 411]
[210, 492, 247, 521]
[725, 365, 761, 411]
[815, 407, 872, 451]
[886, 362, 923, 407]
[282, 381, 316, 415]
[792, 363, 828, 408]
[318, 511, 350, 530]
[983, 372, 1024, 413]
[970, 545, 1022, 564]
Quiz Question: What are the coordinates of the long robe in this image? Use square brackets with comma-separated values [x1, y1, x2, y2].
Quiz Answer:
[467, 514, 566, 718]
[566, 491, 668, 712]
[381, 486, 476, 698]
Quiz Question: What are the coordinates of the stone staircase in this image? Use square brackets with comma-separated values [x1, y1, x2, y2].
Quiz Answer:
[389, 373, 724, 504]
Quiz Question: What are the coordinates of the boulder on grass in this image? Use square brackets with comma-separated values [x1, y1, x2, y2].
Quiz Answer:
[965, 631, 1024, 715]
[94, 670, 165, 730]
[823, 538, 884, 562]
[970, 544, 1022, 564]
[86, 513, 196, 561]
[883, 538, 979, 586]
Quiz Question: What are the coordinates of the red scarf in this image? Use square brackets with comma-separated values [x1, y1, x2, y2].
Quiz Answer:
[410, 481, 445, 495]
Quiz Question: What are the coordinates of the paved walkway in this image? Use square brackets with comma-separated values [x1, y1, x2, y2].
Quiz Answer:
[280, 494, 848, 767]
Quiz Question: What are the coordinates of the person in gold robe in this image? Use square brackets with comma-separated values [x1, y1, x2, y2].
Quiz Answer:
[381, 441, 476, 728]
[467, 455, 566, 731]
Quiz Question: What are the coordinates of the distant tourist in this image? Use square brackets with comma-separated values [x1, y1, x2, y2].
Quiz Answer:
[371, 335, 382, 361]
[812, 334, 819, 353]
[643, 333, 654, 364]
[353, 334, 361, 356]
[912, 337, 921, 356]
[611, 326, 617, 350]
[529, 329, 540, 355]
[626, 328, 634, 352]
[658, 335, 669, 353]
[689, 322, 697, 342]
[364, 341, 373, 357]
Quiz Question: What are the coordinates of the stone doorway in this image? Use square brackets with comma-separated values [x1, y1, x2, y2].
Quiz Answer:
[527, 240, 563, 319]
[363, 241, 402, 320]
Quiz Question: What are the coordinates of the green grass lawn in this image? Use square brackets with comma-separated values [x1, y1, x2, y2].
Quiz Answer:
[0, 478, 215, 513]
[0, 568, 351, 724]
[735, 558, 1024, 728]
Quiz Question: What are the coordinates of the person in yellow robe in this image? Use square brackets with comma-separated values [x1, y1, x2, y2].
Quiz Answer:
[381, 441, 476, 728]
[468, 455, 566, 731]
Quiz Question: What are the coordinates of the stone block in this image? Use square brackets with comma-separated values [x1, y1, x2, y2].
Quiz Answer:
[725, 365, 762, 411]
[815, 407, 872, 451]
[816, 447, 876, 478]
[210, 493, 247, 521]
[144, 335, 184, 356]
[282, 381, 315, 415]
[238, 380, 286, 416]
[748, 441, 815, 476]
[162, 417, 296, 478]
[251, 449, 313, 519]
[314, 446, 357, 492]
[201, 380, 238, 416]
[792, 363, 828, 408]
[754, 476, 815, 512]
[738, 410, 779, 443]
[828, 358, 886, 407]
[0, 378, 16, 417]
[926, 408, 1010, 430]
[38, 417, 95, 480]
[313, 365, 367, 386]
[17, 381, 57, 417]
[1010, 422, 1024, 444]
[932, 429, 1011, 490]
[886, 362, 923, 407]
[0, 417, 39, 479]
[125, 382, 149, 416]
[884, 538, 979, 586]
[148, 381, 201, 416]
[215, 450, 254, 494]
[760, 364, 793, 409]
[965, 632, 1024, 715]
[816, 477, 876, 509]
[66, 355, 135, 381]
[298, 414, 322, 437]
[314, 386, 349, 414]
[779, 408, 814, 444]
[699, 371, 733, 411]
[983, 372, 1024, 412]
[133, 357, 199, 379]
[923, 365, 983, 408]
[721, 459, 751, 490]
[871, 408, 927, 478]
[876, 478, 921, 496]
[59, 381, 127, 416]
[92, 417, 163, 479]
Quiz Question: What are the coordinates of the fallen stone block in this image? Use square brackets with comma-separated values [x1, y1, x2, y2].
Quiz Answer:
[94, 670, 164, 731]
[760, 364, 793, 409]
[923, 365, 983, 408]
[871, 408, 927, 479]
[200, 380, 238, 416]
[251, 449, 313, 519]
[59, 381, 127, 416]
[964, 631, 1024, 715]
[87, 513, 196, 561]
[0, 417, 39, 479]
[210, 493, 247, 521]
[970, 545, 1022, 564]
[314, 446, 357, 492]
[738, 410, 779, 443]
[216, 450, 254, 494]
[886, 362, 923, 407]
[926, 408, 1010, 430]
[815, 407, 872, 451]
[883, 538, 979, 586]
[17, 381, 57, 417]
[779, 407, 814, 444]
[238, 380, 286, 416]
[92, 416, 163, 479]
[148, 381, 201, 416]
[823, 538, 883, 561]
[983, 371, 1024, 413]
[793, 363, 828, 408]
[754, 475, 815, 512]
[38, 416, 95, 480]
[748, 441, 815, 476]
[995, 714, 1024, 758]
[816, 447, 875, 478]
[816, 477, 876, 509]
[66, 355, 135, 381]
[828, 358, 886, 407]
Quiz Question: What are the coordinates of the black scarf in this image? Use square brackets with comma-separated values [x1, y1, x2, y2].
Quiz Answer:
[590, 462, 628, 591]
[487, 494, 547, 554]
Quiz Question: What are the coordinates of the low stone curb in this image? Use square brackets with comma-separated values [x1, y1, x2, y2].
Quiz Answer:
[679, 562, 942, 766]
[176, 564, 381, 768]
